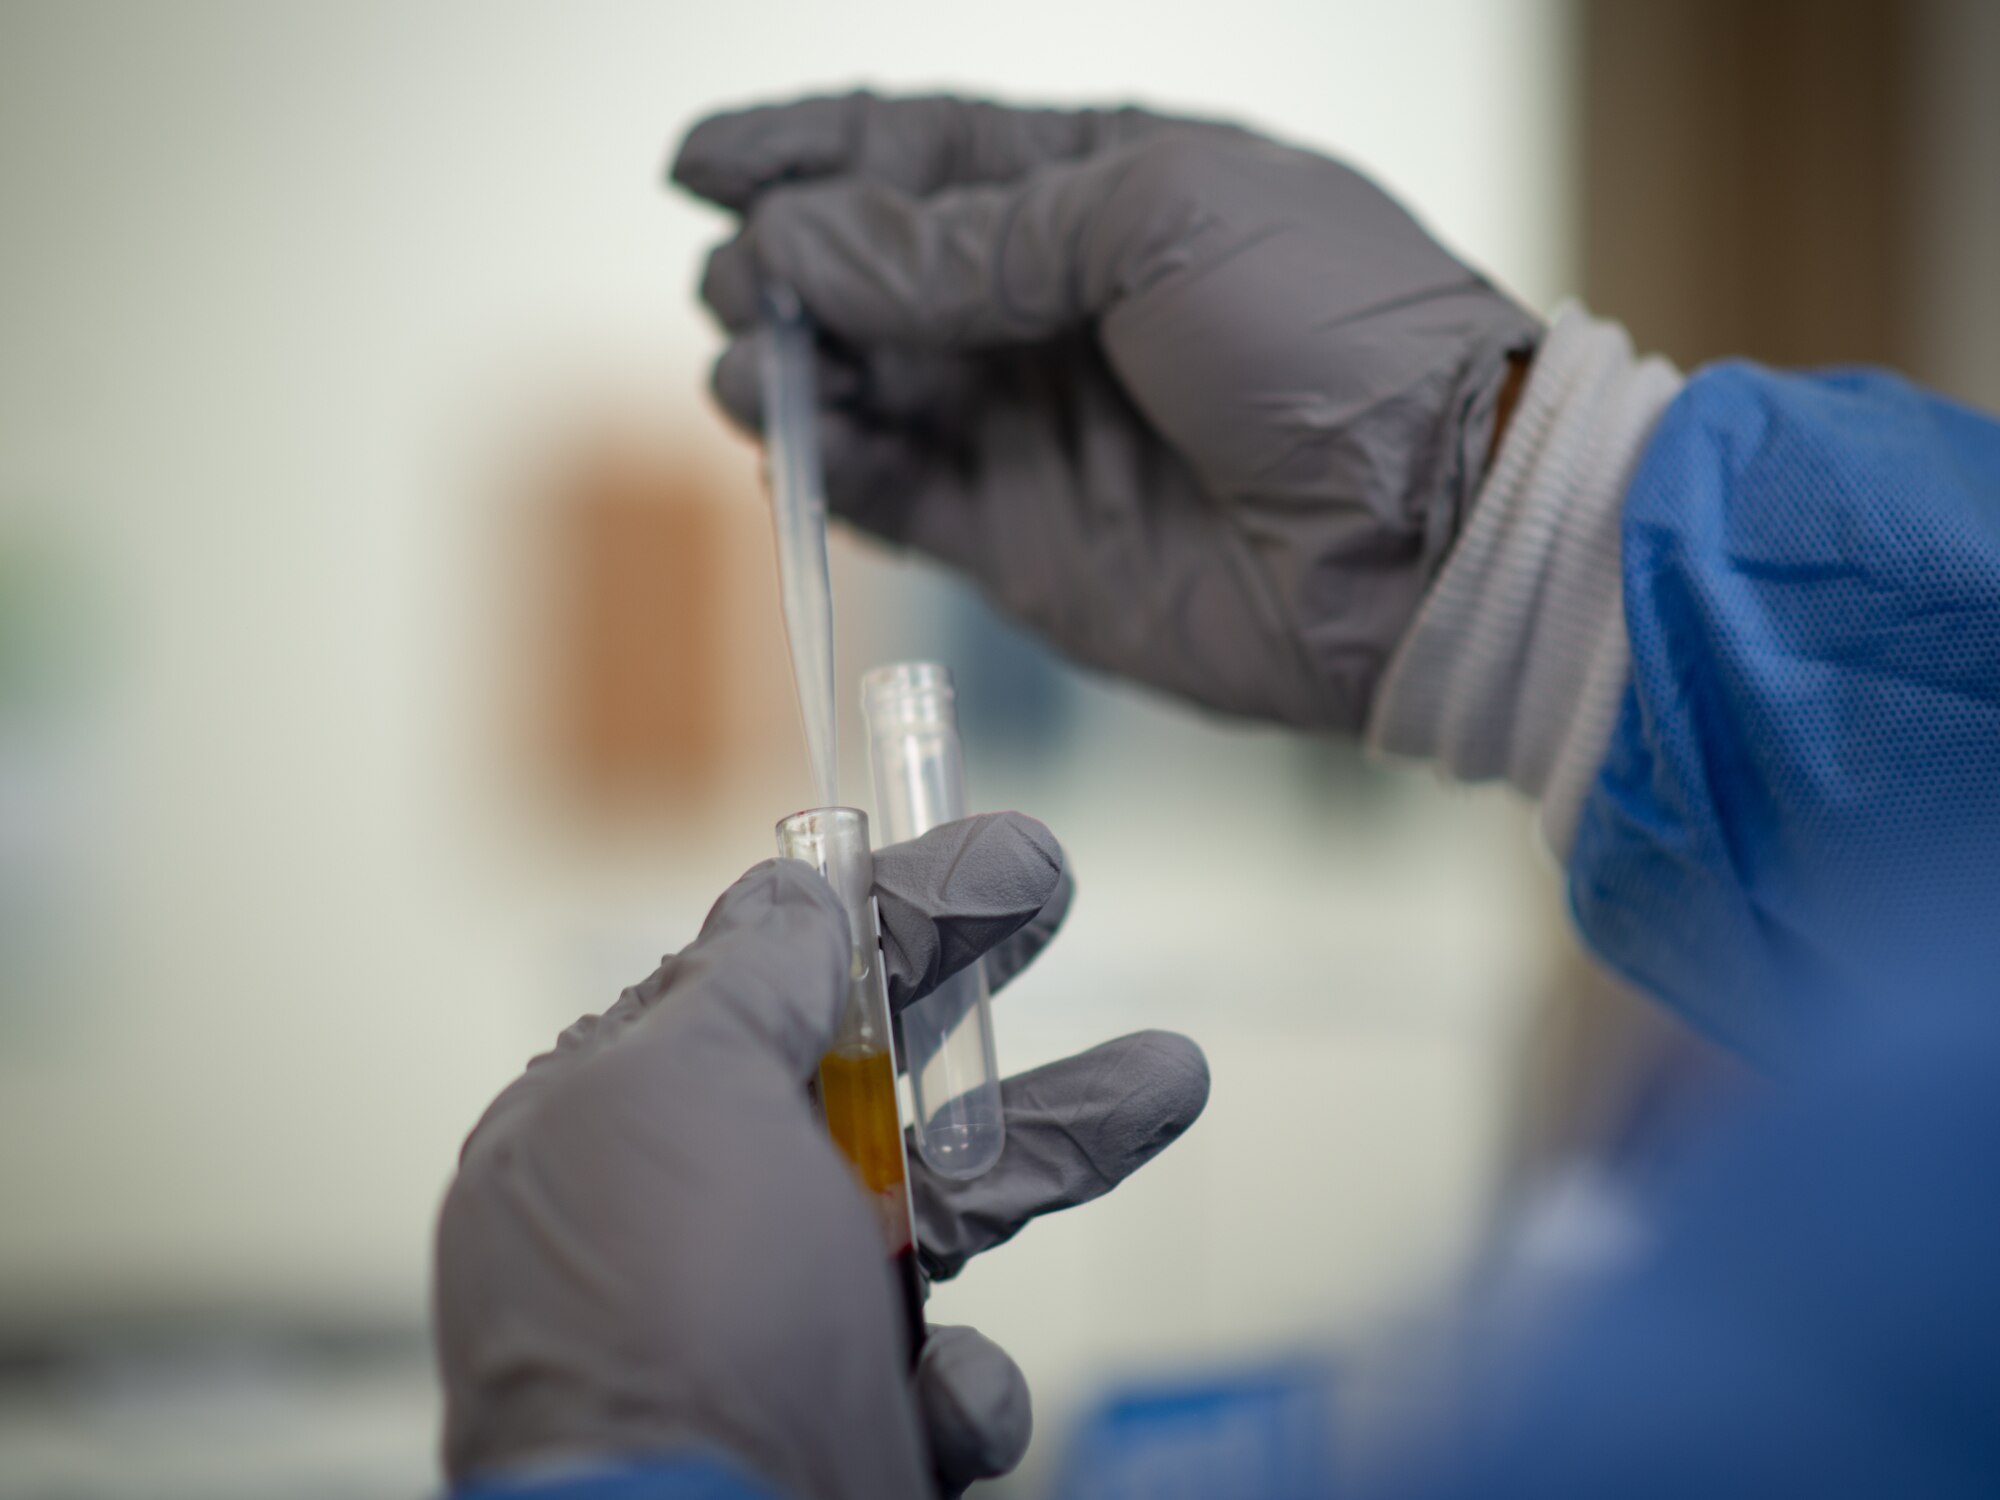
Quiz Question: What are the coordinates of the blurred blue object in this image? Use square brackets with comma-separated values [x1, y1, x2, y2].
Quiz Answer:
[1050, 1361, 1339, 1500]
[1395, 984, 2000, 1500]
[1572, 366, 2000, 1060]
[940, 585, 1075, 762]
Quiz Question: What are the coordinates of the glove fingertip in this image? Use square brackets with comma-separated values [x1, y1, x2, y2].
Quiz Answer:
[1127, 1028, 1213, 1136]
[918, 1324, 1033, 1491]
[699, 234, 764, 333]
[669, 113, 753, 209]
[729, 855, 851, 945]
[987, 809, 1062, 879]
[963, 811, 1066, 925]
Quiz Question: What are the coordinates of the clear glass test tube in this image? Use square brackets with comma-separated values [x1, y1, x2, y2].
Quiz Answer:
[861, 664, 1007, 1180]
[775, 806, 925, 1361]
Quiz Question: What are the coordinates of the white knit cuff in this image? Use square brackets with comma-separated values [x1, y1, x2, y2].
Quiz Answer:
[1365, 304, 1684, 856]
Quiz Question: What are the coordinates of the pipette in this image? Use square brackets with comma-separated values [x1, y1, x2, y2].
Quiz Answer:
[762, 300, 926, 1361]
[759, 283, 839, 808]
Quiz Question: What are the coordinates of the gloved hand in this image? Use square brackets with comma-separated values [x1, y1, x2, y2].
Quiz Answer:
[434, 812, 1209, 1500]
[672, 93, 1540, 731]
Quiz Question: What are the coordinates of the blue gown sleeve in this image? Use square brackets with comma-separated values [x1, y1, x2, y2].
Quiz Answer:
[450, 1457, 784, 1500]
[1568, 364, 2000, 1060]
[1392, 988, 2000, 1500]
[1384, 369, 2000, 1497]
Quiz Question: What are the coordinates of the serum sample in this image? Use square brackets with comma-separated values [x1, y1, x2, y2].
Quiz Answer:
[775, 806, 925, 1359]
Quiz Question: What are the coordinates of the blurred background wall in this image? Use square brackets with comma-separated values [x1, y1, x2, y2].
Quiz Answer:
[0, 2, 1991, 1496]
[1580, 0, 2000, 402]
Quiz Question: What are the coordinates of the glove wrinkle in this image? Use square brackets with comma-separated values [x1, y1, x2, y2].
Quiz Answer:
[981, 863, 1075, 993]
[874, 812, 1065, 1011]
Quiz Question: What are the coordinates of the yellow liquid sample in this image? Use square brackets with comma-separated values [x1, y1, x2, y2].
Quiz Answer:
[816, 1045, 913, 1255]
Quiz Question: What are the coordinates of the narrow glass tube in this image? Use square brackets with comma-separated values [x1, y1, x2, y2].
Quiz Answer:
[759, 283, 839, 809]
[861, 664, 1007, 1180]
[775, 806, 924, 1361]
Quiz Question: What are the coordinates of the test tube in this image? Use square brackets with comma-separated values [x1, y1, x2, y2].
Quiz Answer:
[774, 806, 925, 1361]
[861, 664, 1007, 1180]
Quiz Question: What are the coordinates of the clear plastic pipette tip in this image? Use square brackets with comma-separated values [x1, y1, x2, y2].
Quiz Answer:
[759, 283, 839, 809]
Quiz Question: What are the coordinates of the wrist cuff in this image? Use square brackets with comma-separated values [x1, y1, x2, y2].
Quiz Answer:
[1364, 304, 1683, 856]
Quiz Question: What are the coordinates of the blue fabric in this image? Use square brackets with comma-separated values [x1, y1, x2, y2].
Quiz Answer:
[1570, 364, 2000, 1060]
[1375, 366, 2000, 1496]
[1395, 987, 2000, 1500]
[451, 1456, 783, 1500]
[1049, 1361, 1339, 1500]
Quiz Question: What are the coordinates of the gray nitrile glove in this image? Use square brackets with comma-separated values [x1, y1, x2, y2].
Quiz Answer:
[672, 93, 1541, 730]
[434, 812, 1209, 1500]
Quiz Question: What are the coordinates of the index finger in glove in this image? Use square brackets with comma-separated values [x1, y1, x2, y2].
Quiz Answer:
[874, 811, 1069, 1013]
[914, 1029, 1211, 1280]
[702, 127, 1235, 351]
[671, 90, 1186, 212]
